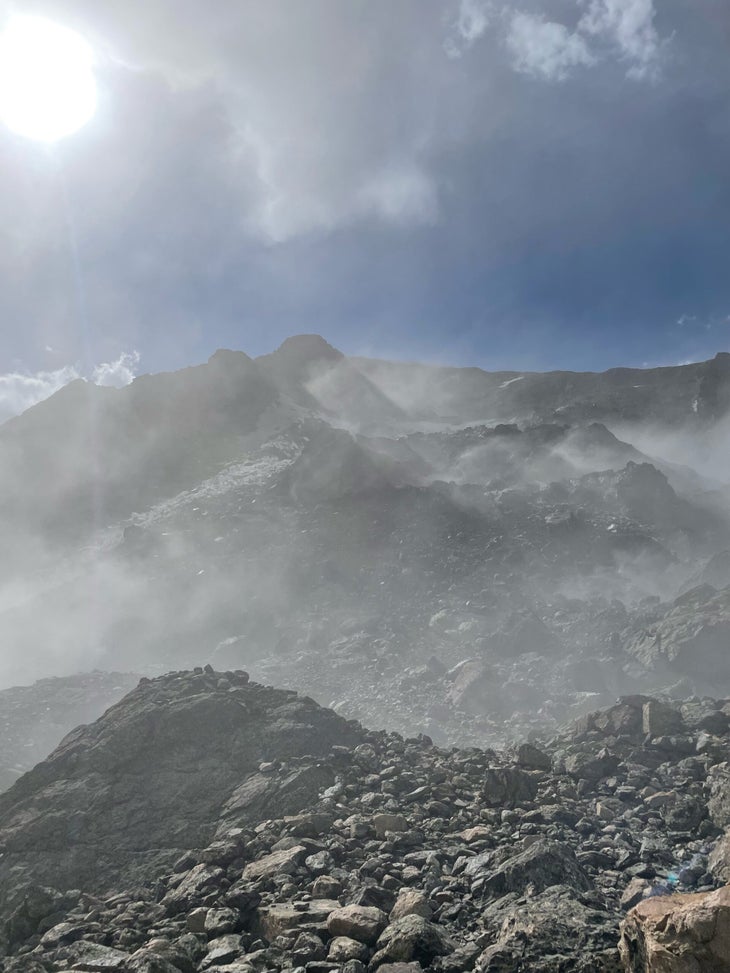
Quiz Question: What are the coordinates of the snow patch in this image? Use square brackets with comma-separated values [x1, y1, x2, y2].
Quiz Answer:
[498, 376, 524, 389]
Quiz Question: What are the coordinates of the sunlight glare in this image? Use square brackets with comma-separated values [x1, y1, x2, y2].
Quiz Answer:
[0, 16, 97, 142]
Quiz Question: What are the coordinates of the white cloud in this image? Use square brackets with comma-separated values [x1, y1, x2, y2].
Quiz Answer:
[92, 350, 141, 387]
[0, 351, 140, 423]
[578, 0, 663, 79]
[446, 0, 494, 57]
[505, 12, 596, 81]
[482, 1, 665, 83]
[0, 365, 81, 423]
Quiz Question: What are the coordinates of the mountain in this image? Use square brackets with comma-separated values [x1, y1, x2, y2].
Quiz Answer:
[1, 338, 730, 745]
[354, 350, 730, 425]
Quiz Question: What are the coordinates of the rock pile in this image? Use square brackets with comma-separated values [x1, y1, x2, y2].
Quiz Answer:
[4, 672, 730, 971]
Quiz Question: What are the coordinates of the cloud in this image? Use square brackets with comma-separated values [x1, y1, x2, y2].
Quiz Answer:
[578, 0, 664, 80]
[505, 12, 596, 81]
[446, 0, 493, 57]
[0, 365, 80, 423]
[504, 0, 665, 82]
[0, 0, 727, 377]
[92, 350, 141, 387]
[0, 351, 140, 423]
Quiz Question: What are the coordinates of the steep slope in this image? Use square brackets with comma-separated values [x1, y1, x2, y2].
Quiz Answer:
[0, 350, 281, 549]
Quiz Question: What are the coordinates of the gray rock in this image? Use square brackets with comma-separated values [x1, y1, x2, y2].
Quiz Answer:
[328, 936, 370, 962]
[326, 905, 387, 945]
[242, 845, 308, 881]
[371, 915, 453, 967]
[482, 768, 538, 807]
[473, 839, 592, 900]
[389, 891, 432, 922]
[477, 884, 620, 973]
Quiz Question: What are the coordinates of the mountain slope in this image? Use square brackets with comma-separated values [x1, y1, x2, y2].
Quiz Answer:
[1, 339, 730, 745]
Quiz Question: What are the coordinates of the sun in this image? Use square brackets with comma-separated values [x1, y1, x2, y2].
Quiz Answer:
[0, 15, 97, 143]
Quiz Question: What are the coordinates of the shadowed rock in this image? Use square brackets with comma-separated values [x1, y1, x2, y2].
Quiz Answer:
[0, 669, 364, 901]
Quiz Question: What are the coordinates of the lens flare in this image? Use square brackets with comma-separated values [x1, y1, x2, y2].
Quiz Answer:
[0, 16, 97, 142]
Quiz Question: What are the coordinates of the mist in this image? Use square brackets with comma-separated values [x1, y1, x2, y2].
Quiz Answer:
[1, 339, 729, 755]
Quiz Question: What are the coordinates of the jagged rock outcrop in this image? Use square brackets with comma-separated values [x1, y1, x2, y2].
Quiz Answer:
[625, 586, 730, 683]
[0, 669, 364, 899]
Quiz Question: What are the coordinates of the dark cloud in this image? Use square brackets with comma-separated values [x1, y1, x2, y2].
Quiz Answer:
[0, 0, 728, 388]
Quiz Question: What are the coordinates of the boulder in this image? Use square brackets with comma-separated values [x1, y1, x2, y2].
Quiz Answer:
[328, 936, 370, 962]
[473, 839, 592, 900]
[326, 905, 388, 945]
[482, 767, 538, 807]
[254, 899, 341, 941]
[642, 701, 685, 738]
[371, 915, 453, 967]
[389, 890, 432, 922]
[373, 814, 408, 838]
[242, 845, 307, 881]
[619, 885, 730, 972]
[515, 743, 552, 771]
[565, 748, 620, 782]
[709, 764, 730, 829]
[478, 884, 620, 972]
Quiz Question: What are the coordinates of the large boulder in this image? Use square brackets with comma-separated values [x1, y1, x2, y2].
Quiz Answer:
[477, 884, 621, 972]
[471, 839, 592, 901]
[619, 885, 730, 972]
[326, 905, 387, 945]
[482, 767, 538, 807]
[371, 915, 453, 967]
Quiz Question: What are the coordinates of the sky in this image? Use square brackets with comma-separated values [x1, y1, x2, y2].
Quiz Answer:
[1, 0, 729, 419]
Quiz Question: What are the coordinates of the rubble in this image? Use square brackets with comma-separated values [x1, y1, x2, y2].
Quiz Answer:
[1, 671, 730, 971]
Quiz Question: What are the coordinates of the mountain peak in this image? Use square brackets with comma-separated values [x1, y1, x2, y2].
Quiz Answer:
[274, 334, 344, 364]
[207, 348, 255, 367]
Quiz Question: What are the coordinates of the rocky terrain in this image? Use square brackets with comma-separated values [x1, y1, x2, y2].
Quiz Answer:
[2, 338, 730, 753]
[3, 669, 730, 972]
[2, 341, 730, 969]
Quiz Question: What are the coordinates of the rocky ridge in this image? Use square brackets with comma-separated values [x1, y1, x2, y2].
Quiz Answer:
[0, 672, 139, 794]
[4, 671, 730, 972]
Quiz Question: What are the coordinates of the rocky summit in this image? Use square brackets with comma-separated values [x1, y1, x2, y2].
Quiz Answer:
[4, 671, 730, 971]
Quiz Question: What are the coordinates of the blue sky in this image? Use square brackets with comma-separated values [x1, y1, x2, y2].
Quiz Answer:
[0, 0, 729, 417]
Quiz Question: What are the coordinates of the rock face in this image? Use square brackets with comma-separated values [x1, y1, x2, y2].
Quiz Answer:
[625, 587, 730, 684]
[0, 669, 364, 898]
[619, 886, 730, 972]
